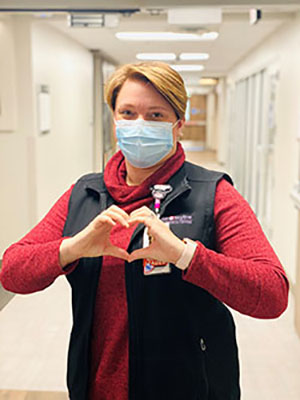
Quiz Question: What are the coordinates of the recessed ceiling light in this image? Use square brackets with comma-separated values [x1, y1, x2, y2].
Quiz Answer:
[115, 31, 218, 41]
[170, 65, 205, 72]
[180, 53, 210, 61]
[136, 53, 176, 61]
[34, 13, 54, 19]
[199, 78, 218, 85]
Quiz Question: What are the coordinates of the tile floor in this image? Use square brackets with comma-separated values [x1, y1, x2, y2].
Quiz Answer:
[0, 390, 68, 399]
[0, 144, 299, 399]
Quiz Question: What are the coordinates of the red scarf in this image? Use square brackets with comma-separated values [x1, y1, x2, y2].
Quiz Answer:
[104, 143, 185, 208]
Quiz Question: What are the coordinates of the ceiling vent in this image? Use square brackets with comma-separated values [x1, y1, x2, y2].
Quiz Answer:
[68, 13, 120, 28]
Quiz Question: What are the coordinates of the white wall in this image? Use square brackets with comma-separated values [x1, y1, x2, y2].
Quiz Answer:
[206, 92, 217, 151]
[0, 17, 35, 257]
[216, 78, 228, 165]
[0, 17, 17, 131]
[226, 12, 300, 285]
[31, 22, 93, 220]
[0, 16, 94, 256]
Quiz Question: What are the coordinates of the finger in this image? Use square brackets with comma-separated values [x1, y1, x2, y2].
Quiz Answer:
[94, 215, 116, 229]
[107, 246, 130, 261]
[102, 210, 129, 228]
[128, 247, 152, 262]
[130, 206, 154, 218]
[107, 205, 130, 220]
[129, 212, 156, 222]
[128, 215, 153, 227]
[129, 210, 157, 224]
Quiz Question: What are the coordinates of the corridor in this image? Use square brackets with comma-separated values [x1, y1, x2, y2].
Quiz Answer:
[0, 149, 299, 400]
[1, 2, 300, 399]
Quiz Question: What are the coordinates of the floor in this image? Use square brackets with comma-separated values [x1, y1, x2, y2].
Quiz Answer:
[1, 143, 300, 399]
[0, 391, 68, 400]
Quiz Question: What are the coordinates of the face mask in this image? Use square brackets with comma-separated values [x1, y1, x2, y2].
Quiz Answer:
[115, 119, 178, 168]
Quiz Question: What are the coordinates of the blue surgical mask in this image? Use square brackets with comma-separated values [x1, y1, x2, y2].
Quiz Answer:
[115, 119, 178, 168]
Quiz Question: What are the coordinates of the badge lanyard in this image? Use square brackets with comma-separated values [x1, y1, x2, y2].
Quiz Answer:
[143, 184, 173, 275]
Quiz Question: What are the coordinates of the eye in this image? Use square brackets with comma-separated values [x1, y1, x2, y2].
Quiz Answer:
[119, 109, 134, 119]
[149, 112, 164, 120]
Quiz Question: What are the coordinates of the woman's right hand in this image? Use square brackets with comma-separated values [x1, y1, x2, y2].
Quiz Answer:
[59, 205, 130, 268]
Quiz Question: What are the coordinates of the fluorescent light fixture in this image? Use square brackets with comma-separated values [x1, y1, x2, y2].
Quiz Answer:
[116, 31, 218, 41]
[202, 32, 219, 41]
[136, 53, 176, 61]
[180, 53, 210, 61]
[171, 65, 204, 72]
[199, 78, 218, 85]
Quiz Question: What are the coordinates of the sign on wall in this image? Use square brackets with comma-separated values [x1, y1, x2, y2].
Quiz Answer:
[37, 85, 51, 134]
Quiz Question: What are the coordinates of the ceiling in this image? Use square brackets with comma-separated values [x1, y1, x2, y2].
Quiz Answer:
[49, 6, 298, 82]
[1, 0, 300, 8]
[1, 2, 300, 88]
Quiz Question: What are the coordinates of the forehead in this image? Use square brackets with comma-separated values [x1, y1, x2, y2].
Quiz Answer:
[115, 78, 173, 111]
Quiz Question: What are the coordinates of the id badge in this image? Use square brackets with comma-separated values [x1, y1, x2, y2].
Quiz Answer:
[143, 226, 171, 276]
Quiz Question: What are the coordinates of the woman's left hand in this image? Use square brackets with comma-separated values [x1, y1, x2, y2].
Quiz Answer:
[128, 206, 185, 265]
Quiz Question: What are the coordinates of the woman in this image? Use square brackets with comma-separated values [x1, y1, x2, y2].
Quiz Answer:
[0, 62, 289, 400]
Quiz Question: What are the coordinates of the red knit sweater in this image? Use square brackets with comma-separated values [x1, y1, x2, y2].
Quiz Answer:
[0, 147, 289, 400]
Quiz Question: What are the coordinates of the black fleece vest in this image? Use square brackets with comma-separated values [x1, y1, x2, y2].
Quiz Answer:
[63, 161, 240, 400]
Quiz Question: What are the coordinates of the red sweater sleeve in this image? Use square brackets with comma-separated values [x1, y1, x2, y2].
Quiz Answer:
[0, 185, 76, 294]
[183, 179, 289, 319]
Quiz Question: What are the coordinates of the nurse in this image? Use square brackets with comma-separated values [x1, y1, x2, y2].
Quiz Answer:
[0, 62, 289, 400]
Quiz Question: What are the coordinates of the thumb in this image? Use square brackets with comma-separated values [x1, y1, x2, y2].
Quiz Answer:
[128, 247, 151, 263]
[107, 245, 130, 261]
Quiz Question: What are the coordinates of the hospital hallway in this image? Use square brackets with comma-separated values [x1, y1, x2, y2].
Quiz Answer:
[0, 147, 299, 399]
[2, 1, 300, 399]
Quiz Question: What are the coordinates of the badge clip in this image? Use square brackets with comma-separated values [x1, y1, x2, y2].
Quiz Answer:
[150, 184, 173, 217]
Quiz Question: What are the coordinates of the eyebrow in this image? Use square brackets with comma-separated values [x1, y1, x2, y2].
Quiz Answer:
[117, 104, 170, 112]
[117, 103, 134, 108]
[148, 106, 170, 112]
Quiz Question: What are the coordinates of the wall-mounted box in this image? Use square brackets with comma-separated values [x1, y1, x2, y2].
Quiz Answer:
[37, 85, 51, 134]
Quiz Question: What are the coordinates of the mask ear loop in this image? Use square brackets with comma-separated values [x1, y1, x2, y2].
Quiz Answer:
[172, 119, 180, 129]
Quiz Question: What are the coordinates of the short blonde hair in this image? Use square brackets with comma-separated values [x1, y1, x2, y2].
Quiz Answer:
[104, 61, 188, 120]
